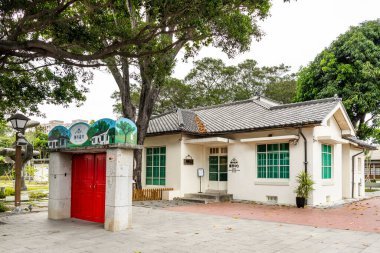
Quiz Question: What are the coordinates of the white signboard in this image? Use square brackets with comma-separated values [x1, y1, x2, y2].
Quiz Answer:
[197, 168, 204, 177]
[69, 123, 89, 145]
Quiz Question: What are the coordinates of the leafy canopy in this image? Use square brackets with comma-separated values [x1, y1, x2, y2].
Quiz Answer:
[296, 20, 380, 141]
[0, 0, 272, 68]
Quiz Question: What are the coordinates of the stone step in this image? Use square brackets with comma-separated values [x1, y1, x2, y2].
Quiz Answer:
[184, 193, 218, 200]
[181, 193, 233, 203]
[180, 198, 216, 204]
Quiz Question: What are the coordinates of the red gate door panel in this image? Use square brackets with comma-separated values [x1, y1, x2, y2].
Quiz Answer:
[71, 153, 106, 223]
[93, 153, 106, 223]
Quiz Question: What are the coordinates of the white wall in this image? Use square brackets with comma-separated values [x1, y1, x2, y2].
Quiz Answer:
[142, 134, 182, 190]
[311, 117, 343, 205]
[226, 128, 312, 205]
[180, 140, 206, 195]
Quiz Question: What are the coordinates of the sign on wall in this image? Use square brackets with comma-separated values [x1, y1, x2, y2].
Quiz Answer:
[228, 158, 240, 173]
[48, 118, 137, 149]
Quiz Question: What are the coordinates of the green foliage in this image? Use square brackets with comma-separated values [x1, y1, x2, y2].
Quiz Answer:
[25, 126, 49, 158]
[112, 58, 296, 114]
[0, 119, 13, 149]
[296, 20, 380, 141]
[5, 187, 15, 197]
[29, 192, 48, 200]
[0, 63, 91, 120]
[0, 202, 8, 212]
[25, 165, 37, 182]
[294, 171, 315, 198]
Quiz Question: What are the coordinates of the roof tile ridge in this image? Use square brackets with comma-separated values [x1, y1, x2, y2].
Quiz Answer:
[191, 99, 254, 112]
[252, 99, 271, 109]
[176, 108, 185, 129]
[270, 97, 341, 110]
[150, 109, 176, 120]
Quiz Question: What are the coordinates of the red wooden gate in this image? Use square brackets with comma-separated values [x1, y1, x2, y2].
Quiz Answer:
[71, 153, 106, 223]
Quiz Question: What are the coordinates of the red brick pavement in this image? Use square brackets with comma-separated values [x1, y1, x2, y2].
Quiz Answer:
[167, 197, 380, 233]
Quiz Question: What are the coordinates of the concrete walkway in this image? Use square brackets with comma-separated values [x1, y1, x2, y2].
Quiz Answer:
[1, 207, 380, 253]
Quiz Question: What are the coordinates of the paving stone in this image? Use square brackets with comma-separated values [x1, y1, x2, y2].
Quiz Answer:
[1, 207, 380, 252]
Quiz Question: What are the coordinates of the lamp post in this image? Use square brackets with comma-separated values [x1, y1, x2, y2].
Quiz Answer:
[7, 113, 30, 210]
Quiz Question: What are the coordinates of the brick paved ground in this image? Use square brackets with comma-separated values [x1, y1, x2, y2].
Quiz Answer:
[167, 197, 380, 233]
[1, 206, 380, 253]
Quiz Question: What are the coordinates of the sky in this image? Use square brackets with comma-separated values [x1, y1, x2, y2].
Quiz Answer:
[33, 0, 380, 124]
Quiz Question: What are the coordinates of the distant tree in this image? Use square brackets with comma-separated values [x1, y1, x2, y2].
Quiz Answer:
[112, 58, 296, 114]
[26, 127, 49, 159]
[296, 20, 380, 141]
[265, 79, 297, 104]
[117, 121, 136, 143]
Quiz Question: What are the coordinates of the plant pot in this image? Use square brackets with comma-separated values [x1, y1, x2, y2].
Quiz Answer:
[296, 197, 306, 208]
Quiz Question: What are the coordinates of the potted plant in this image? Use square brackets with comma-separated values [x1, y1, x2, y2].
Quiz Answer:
[294, 171, 314, 208]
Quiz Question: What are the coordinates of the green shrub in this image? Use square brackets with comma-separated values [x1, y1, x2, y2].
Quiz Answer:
[0, 202, 8, 212]
[0, 191, 5, 199]
[29, 192, 48, 199]
[370, 179, 377, 183]
[5, 187, 15, 196]
[294, 171, 315, 199]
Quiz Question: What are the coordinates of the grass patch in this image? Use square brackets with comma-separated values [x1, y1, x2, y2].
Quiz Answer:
[365, 188, 380, 192]
[29, 192, 48, 200]
[0, 202, 9, 212]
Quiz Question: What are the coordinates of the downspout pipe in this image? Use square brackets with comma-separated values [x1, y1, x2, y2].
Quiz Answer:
[351, 149, 365, 198]
[298, 128, 308, 174]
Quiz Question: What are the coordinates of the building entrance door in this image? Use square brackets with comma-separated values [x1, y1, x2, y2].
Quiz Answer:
[208, 155, 228, 191]
[71, 153, 106, 223]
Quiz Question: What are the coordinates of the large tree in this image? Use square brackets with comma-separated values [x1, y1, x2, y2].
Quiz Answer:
[104, 1, 273, 188]
[296, 20, 380, 141]
[1, 0, 289, 188]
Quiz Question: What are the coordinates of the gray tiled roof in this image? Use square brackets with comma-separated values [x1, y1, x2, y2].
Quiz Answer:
[342, 136, 378, 150]
[147, 97, 341, 135]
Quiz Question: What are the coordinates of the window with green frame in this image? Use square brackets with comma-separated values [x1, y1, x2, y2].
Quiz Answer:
[209, 156, 228, 181]
[146, 146, 166, 185]
[322, 144, 332, 179]
[257, 143, 289, 179]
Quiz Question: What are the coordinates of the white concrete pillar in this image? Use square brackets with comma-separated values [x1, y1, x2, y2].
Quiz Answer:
[105, 148, 133, 232]
[48, 152, 72, 220]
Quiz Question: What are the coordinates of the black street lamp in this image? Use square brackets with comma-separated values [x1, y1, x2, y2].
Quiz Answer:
[7, 113, 30, 210]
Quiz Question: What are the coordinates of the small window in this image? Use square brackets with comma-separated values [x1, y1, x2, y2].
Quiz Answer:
[322, 144, 332, 179]
[210, 148, 219, 154]
[220, 147, 228, 154]
[267, 196, 278, 204]
[146, 146, 166, 186]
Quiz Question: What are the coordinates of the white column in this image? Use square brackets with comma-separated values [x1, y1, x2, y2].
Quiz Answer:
[105, 148, 133, 232]
[48, 152, 72, 220]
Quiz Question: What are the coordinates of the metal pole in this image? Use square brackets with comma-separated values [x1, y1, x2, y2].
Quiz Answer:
[199, 176, 202, 193]
[15, 143, 22, 208]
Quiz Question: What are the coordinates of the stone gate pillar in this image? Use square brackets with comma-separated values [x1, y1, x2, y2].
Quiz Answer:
[105, 148, 134, 231]
[48, 152, 72, 220]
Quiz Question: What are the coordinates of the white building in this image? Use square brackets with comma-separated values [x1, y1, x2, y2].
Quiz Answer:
[142, 97, 376, 206]
[91, 130, 110, 145]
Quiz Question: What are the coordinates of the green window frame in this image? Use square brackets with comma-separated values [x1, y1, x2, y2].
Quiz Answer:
[209, 156, 228, 181]
[257, 143, 289, 179]
[146, 146, 166, 185]
[322, 144, 332, 179]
